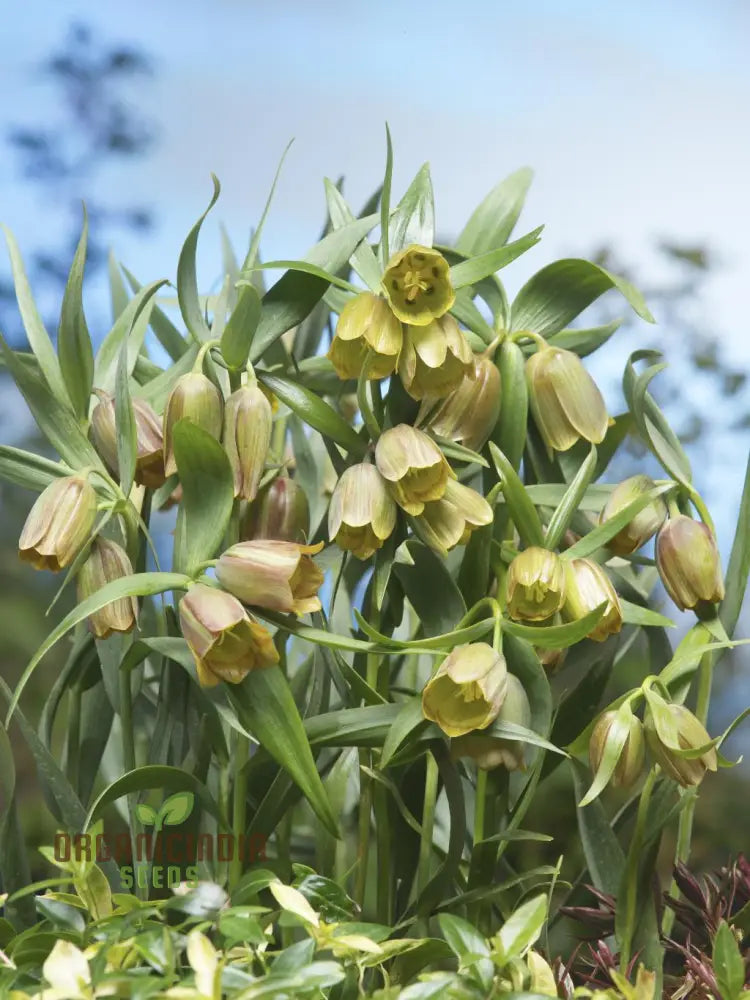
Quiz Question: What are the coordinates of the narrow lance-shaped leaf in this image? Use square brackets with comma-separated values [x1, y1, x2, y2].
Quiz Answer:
[221, 283, 262, 370]
[6, 573, 192, 724]
[177, 174, 221, 343]
[449, 227, 543, 289]
[511, 258, 654, 338]
[172, 420, 234, 576]
[489, 442, 545, 547]
[544, 446, 597, 550]
[720, 452, 750, 639]
[323, 179, 382, 293]
[58, 205, 94, 421]
[2, 224, 70, 409]
[379, 123, 394, 267]
[388, 162, 435, 255]
[122, 265, 189, 361]
[115, 339, 137, 495]
[457, 166, 534, 254]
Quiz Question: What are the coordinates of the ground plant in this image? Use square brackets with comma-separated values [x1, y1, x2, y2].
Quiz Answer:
[0, 135, 748, 998]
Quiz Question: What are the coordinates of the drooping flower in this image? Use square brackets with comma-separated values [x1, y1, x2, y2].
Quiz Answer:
[328, 463, 397, 560]
[19, 475, 97, 572]
[506, 547, 566, 622]
[424, 353, 501, 451]
[599, 475, 667, 556]
[374, 424, 454, 515]
[77, 537, 138, 639]
[163, 372, 223, 476]
[223, 384, 273, 501]
[422, 643, 508, 738]
[241, 476, 310, 543]
[656, 514, 725, 612]
[398, 315, 473, 400]
[526, 345, 609, 452]
[216, 540, 325, 615]
[327, 292, 403, 380]
[562, 558, 623, 642]
[417, 479, 492, 553]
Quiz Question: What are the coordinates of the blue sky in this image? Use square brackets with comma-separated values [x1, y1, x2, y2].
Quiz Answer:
[2, 0, 749, 495]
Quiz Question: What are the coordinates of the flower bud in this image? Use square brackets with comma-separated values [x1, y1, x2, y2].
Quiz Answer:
[417, 479, 492, 553]
[374, 424, 454, 515]
[216, 539, 325, 615]
[398, 315, 474, 400]
[163, 373, 223, 477]
[76, 537, 138, 639]
[179, 583, 278, 687]
[589, 710, 645, 789]
[562, 558, 622, 642]
[241, 476, 310, 543]
[656, 514, 725, 612]
[422, 642, 508, 738]
[506, 547, 566, 622]
[19, 476, 97, 572]
[91, 392, 166, 488]
[327, 292, 403, 380]
[328, 463, 397, 560]
[423, 354, 501, 451]
[644, 702, 717, 787]
[223, 385, 272, 501]
[451, 674, 531, 770]
[383, 244, 455, 326]
[526, 346, 609, 452]
[600, 475, 667, 556]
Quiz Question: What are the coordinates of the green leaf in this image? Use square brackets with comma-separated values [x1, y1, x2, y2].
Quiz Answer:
[2, 225, 70, 408]
[501, 605, 606, 649]
[432, 436, 489, 468]
[562, 481, 673, 559]
[511, 258, 654, 338]
[494, 341, 528, 470]
[0, 446, 69, 493]
[251, 259, 359, 293]
[492, 893, 547, 964]
[250, 213, 379, 362]
[221, 283, 262, 370]
[623, 352, 692, 484]
[548, 320, 622, 357]
[173, 420, 234, 575]
[713, 921, 745, 1000]
[85, 767, 224, 830]
[58, 206, 94, 421]
[115, 339, 137, 495]
[304, 703, 402, 749]
[393, 540, 466, 637]
[0, 723, 35, 929]
[257, 372, 366, 456]
[6, 572, 191, 724]
[388, 162, 434, 255]
[457, 167, 533, 254]
[108, 250, 130, 320]
[577, 704, 633, 806]
[503, 632, 553, 740]
[323, 179, 382, 292]
[488, 443, 545, 547]
[720, 452, 750, 639]
[94, 279, 168, 394]
[0, 333, 104, 471]
[449, 227, 543, 289]
[123, 266, 189, 361]
[379, 124, 394, 267]
[177, 174, 221, 343]
[544, 446, 597, 550]
[242, 138, 294, 274]
[158, 791, 195, 827]
[620, 600, 675, 629]
[450, 289, 495, 344]
[380, 697, 427, 768]
[570, 759, 625, 896]
[227, 667, 339, 837]
[438, 913, 490, 971]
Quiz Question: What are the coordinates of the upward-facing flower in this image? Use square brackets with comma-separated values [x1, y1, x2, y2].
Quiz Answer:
[327, 292, 403, 380]
[163, 372, 223, 477]
[398, 315, 474, 400]
[179, 583, 278, 687]
[656, 514, 725, 612]
[77, 537, 138, 639]
[424, 353, 501, 451]
[506, 547, 566, 622]
[19, 475, 97, 572]
[526, 345, 609, 452]
[216, 540, 325, 615]
[422, 643, 508, 738]
[383, 245, 455, 326]
[223, 384, 273, 501]
[328, 463, 397, 560]
[375, 424, 454, 515]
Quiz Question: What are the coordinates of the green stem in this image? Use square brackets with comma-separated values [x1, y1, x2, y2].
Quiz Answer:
[662, 650, 714, 936]
[229, 734, 249, 892]
[620, 766, 656, 970]
[417, 751, 439, 896]
[357, 353, 382, 442]
[473, 768, 488, 847]
[355, 751, 373, 909]
[66, 687, 82, 794]
[119, 666, 144, 900]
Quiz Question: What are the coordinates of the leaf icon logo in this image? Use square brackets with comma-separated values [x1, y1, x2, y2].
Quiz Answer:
[135, 792, 195, 833]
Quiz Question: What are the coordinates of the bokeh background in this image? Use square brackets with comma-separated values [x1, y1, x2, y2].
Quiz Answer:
[1, 0, 748, 872]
